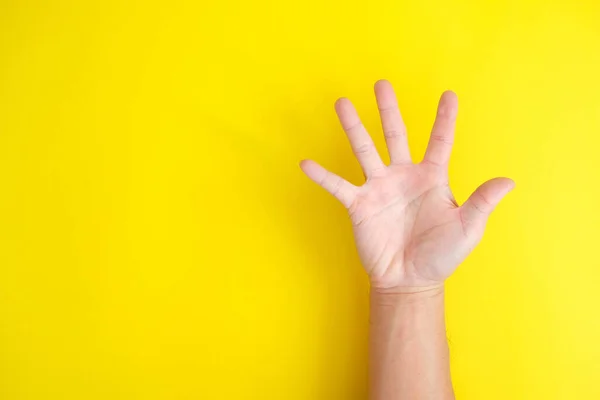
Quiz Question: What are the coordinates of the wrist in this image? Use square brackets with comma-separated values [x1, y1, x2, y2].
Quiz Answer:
[370, 283, 445, 305]
[370, 282, 445, 295]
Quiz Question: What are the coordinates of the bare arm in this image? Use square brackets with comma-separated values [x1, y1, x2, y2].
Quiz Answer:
[369, 286, 453, 400]
[300, 79, 513, 399]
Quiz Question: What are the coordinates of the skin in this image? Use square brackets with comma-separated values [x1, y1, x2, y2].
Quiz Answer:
[299, 80, 514, 399]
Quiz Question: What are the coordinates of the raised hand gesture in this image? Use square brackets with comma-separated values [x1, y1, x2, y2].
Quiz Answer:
[300, 80, 514, 292]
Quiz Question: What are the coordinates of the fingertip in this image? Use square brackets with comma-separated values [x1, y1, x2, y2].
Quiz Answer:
[334, 97, 350, 110]
[485, 178, 516, 208]
[299, 158, 313, 171]
[496, 177, 516, 192]
[507, 178, 516, 191]
[441, 90, 458, 101]
[374, 79, 392, 91]
[437, 90, 458, 120]
[440, 90, 458, 109]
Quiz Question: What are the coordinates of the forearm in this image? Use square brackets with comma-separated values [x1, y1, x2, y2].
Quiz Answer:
[369, 285, 454, 400]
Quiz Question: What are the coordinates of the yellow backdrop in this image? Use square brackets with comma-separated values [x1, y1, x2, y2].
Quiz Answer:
[1, 0, 599, 398]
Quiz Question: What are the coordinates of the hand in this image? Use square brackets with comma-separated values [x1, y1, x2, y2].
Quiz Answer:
[300, 80, 514, 291]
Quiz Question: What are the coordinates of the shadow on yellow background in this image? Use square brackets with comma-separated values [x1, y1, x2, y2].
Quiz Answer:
[1, 0, 599, 398]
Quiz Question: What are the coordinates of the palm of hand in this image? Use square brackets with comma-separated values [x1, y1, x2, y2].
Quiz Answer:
[350, 163, 470, 289]
[301, 80, 514, 291]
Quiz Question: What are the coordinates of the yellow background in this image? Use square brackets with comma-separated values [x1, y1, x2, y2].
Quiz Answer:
[1, 0, 599, 398]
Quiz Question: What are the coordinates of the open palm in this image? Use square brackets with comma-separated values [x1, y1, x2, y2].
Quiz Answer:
[300, 80, 514, 291]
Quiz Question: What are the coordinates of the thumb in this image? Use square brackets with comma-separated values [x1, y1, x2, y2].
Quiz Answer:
[460, 177, 515, 231]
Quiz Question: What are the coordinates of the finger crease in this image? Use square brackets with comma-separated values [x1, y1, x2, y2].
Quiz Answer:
[431, 135, 453, 145]
[472, 202, 486, 214]
[384, 129, 406, 139]
[354, 142, 375, 154]
[476, 191, 492, 206]
[344, 122, 364, 132]
[331, 177, 343, 196]
[377, 106, 398, 113]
